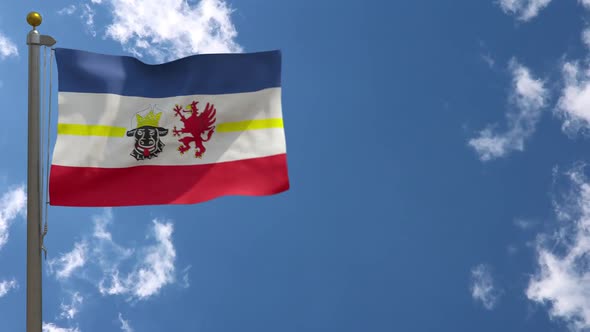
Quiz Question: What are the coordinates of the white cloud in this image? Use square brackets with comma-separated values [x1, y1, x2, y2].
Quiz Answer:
[511, 63, 548, 110]
[81, 4, 97, 37]
[514, 218, 538, 230]
[470, 264, 501, 310]
[481, 54, 496, 68]
[57, 4, 97, 36]
[47, 211, 128, 284]
[0, 32, 18, 60]
[91, 209, 134, 273]
[469, 60, 548, 161]
[118, 313, 134, 332]
[59, 292, 83, 320]
[57, 5, 77, 15]
[51, 209, 179, 301]
[582, 29, 590, 50]
[555, 62, 590, 136]
[469, 129, 511, 161]
[526, 166, 590, 331]
[507, 245, 519, 255]
[0, 279, 17, 297]
[91, 0, 241, 61]
[42, 323, 80, 332]
[181, 265, 191, 288]
[0, 186, 26, 251]
[93, 208, 113, 241]
[48, 242, 87, 280]
[134, 221, 175, 298]
[99, 220, 176, 300]
[498, 0, 552, 21]
[553, 3, 590, 136]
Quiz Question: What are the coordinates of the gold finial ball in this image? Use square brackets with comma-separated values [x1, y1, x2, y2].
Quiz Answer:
[26, 12, 42, 27]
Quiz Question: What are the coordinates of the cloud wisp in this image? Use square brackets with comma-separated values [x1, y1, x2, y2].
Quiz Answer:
[71, 0, 241, 61]
[98, 220, 176, 300]
[49, 209, 179, 302]
[57, 4, 98, 36]
[498, 0, 553, 21]
[527, 165, 590, 331]
[0, 279, 17, 298]
[514, 218, 538, 230]
[0, 32, 18, 60]
[118, 313, 134, 332]
[48, 242, 88, 280]
[59, 292, 84, 321]
[0, 186, 26, 251]
[57, 5, 77, 15]
[470, 264, 501, 310]
[42, 323, 80, 332]
[555, 61, 590, 136]
[469, 60, 548, 161]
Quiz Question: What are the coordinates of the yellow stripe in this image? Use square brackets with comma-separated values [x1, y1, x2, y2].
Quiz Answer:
[216, 118, 284, 132]
[58, 124, 127, 137]
[57, 118, 283, 137]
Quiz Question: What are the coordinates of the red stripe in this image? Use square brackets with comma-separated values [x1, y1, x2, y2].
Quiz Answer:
[49, 154, 290, 207]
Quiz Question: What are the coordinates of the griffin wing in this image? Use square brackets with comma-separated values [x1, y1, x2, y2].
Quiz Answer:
[201, 103, 217, 129]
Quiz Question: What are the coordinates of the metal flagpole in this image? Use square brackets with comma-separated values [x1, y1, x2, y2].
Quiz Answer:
[26, 12, 55, 332]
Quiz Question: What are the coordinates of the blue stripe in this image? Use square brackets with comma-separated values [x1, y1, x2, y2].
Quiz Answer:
[55, 48, 281, 97]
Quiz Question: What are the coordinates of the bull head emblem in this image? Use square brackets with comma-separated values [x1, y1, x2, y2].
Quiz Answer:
[127, 110, 168, 160]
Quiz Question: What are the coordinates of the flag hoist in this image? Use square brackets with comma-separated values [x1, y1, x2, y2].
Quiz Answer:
[26, 11, 55, 332]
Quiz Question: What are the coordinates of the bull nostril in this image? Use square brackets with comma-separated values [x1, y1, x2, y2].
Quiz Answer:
[138, 138, 156, 147]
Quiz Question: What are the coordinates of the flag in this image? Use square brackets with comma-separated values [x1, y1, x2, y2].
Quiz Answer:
[49, 48, 289, 207]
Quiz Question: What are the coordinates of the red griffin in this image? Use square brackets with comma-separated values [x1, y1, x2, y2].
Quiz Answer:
[172, 101, 216, 158]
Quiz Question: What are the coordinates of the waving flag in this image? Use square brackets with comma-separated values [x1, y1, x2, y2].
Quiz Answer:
[49, 48, 289, 207]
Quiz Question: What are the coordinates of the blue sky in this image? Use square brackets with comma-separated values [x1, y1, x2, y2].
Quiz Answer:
[2, 0, 590, 331]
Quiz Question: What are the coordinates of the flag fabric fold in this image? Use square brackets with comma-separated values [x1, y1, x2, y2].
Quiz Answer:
[49, 48, 289, 207]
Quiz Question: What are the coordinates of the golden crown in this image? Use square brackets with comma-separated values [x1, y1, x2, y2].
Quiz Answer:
[136, 110, 162, 127]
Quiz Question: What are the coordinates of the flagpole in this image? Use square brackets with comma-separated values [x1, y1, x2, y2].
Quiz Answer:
[26, 12, 55, 332]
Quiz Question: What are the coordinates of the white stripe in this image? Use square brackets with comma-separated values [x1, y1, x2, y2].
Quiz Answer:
[52, 128, 286, 167]
[57, 88, 282, 127]
[52, 88, 286, 168]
